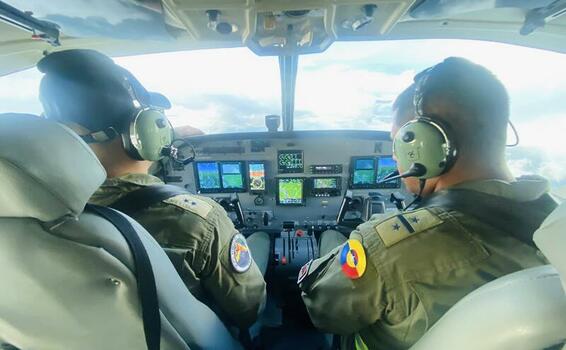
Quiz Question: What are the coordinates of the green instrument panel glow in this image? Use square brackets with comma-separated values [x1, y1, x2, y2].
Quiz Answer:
[278, 178, 304, 205]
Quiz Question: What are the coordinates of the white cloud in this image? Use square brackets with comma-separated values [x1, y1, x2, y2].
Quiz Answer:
[0, 40, 565, 190]
[115, 48, 280, 103]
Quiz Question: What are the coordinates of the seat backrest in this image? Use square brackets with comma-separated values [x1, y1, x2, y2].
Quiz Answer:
[534, 201, 566, 290]
[0, 114, 241, 350]
[410, 265, 566, 350]
[410, 199, 566, 350]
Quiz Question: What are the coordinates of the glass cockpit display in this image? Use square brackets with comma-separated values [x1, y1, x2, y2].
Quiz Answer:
[351, 158, 376, 188]
[313, 177, 338, 189]
[196, 162, 221, 192]
[277, 178, 305, 205]
[220, 162, 245, 191]
[349, 156, 401, 189]
[312, 177, 341, 197]
[278, 150, 304, 173]
[376, 156, 401, 188]
[195, 161, 246, 192]
[248, 162, 266, 193]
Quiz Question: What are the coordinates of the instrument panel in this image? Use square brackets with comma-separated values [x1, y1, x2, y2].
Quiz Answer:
[165, 130, 409, 233]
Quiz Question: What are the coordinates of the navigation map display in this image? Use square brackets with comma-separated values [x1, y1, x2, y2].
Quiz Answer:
[352, 158, 375, 186]
[278, 150, 304, 173]
[277, 178, 305, 205]
[377, 157, 401, 188]
[313, 177, 338, 189]
[221, 162, 245, 191]
[196, 162, 221, 192]
[248, 162, 266, 192]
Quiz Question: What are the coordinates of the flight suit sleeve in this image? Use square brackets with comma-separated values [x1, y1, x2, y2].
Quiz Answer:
[199, 202, 267, 329]
[300, 230, 386, 335]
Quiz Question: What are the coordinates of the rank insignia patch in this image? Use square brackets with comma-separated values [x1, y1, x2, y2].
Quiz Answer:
[230, 234, 252, 273]
[339, 239, 367, 279]
[374, 208, 443, 247]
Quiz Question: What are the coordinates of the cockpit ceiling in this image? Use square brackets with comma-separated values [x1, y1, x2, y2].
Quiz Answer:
[0, 0, 565, 75]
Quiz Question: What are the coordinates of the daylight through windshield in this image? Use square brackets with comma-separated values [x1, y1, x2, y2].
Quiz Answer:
[0, 40, 564, 195]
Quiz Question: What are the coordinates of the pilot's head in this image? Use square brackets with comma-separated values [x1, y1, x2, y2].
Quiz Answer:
[37, 49, 172, 178]
[391, 57, 511, 195]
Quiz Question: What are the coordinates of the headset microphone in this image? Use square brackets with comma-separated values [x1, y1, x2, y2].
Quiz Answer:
[377, 164, 426, 184]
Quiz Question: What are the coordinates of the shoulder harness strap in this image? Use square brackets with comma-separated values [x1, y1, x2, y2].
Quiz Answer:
[110, 184, 189, 215]
[85, 204, 161, 350]
[418, 189, 558, 247]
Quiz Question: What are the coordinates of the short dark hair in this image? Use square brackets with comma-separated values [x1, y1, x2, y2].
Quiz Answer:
[392, 83, 416, 126]
[38, 49, 136, 133]
[394, 57, 510, 157]
[38, 49, 172, 133]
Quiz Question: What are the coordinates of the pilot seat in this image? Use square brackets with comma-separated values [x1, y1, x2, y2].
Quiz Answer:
[0, 114, 242, 350]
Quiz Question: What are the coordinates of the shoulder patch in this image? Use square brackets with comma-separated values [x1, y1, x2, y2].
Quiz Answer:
[297, 260, 313, 284]
[375, 209, 443, 248]
[163, 194, 213, 219]
[230, 234, 252, 273]
[339, 239, 367, 279]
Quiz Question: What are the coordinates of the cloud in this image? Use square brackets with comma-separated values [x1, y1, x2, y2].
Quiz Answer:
[167, 93, 275, 133]
[0, 68, 43, 114]
[0, 40, 565, 191]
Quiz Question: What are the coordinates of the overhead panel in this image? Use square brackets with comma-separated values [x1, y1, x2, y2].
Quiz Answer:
[0, 0, 565, 76]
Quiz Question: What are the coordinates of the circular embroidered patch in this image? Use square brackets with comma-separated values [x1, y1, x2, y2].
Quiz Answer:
[339, 239, 367, 279]
[230, 234, 252, 273]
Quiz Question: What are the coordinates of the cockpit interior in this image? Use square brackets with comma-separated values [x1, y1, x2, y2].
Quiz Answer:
[0, 0, 566, 350]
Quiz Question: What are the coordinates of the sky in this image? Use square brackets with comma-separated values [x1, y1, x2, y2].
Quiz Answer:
[1, 39, 565, 194]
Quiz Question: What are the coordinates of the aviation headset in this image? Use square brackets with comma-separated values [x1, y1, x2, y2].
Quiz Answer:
[78, 70, 176, 162]
[392, 62, 458, 180]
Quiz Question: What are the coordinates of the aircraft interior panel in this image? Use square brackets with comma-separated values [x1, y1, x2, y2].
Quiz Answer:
[166, 131, 410, 237]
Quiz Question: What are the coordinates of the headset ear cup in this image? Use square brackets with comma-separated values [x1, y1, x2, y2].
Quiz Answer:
[123, 108, 173, 161]
[121, 128, 144, 160]
[393, 118, 456, 179]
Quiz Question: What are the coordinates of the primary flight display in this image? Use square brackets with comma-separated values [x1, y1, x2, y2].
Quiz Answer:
[195, 161, 246, 192]
[249, 162, 266, 192]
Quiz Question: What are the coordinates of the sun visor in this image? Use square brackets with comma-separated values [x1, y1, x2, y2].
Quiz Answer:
[0, 114, 106, 222]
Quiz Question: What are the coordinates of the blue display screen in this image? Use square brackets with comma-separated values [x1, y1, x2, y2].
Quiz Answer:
[221, 162, 245, 190]
[353, 158, 375, 185]
[221, 163, 241, 174]
[197, 162, 221, 190]
[376, 157, 401, 187]
[355, 159, 374, 170]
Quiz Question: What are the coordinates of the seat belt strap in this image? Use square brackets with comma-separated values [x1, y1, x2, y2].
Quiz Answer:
[110, 184, 188, 215]
[86, 204, 161, 350]
[419, 190, 557, 247]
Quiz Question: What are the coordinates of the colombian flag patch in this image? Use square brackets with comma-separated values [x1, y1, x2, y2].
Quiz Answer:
[339, 239, 366, 279]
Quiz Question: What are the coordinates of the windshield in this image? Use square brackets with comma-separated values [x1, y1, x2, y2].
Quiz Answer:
[0, 47, 281, 134]
[0, 41, 564, 196]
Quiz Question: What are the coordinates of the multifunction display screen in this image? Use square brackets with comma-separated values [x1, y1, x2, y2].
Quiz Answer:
[278, 150, 304, 173]
[221, 162, 245, 190]
[196, 162, 221, 191]
[352, 158, 376, 186]
[313, 177, 338, 189]
[376, 156, 401, 188]
[349, 156, 401, 189]
[248, 162, 266, 193]
[277, 178, 305, 205]
[195, 161, 246, 193]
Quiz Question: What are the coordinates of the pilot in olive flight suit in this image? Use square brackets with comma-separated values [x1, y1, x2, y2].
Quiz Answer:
[37, 49, 269, 330]
[299, 57, 556, 350]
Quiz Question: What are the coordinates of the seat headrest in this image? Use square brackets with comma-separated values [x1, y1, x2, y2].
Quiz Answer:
[0, 114, 106, 222]
[534, 201, 566, 289]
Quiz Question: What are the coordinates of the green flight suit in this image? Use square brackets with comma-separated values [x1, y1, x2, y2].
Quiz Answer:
[89, 173, 267, 329]
[300, 178, 554, 350]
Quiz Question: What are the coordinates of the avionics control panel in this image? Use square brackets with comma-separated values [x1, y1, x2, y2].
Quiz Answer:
[165, 130, 407, 232]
